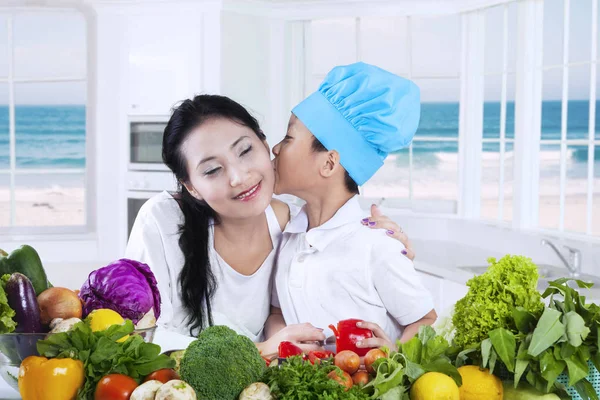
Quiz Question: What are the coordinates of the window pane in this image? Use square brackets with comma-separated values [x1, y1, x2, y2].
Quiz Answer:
[539, 143, 561, 230]
[411, 15, 461, 78]
[0, 83, 7, 170]
[359, 17, 409, 74]
[0, 81, 8, 227]
[569, 0, 593, 63]
[564, 145, 591, 234]
[483, 73, 516, 139]
[0, 174, 9, 227]
[13, 11, 86, 79]
[362, 148, 410, 199]
[543, 0, 564, 66]
[311, 18, 356, 75]
[481, 142, 514, 222]
[15, 173, 84, 227]
[485, 6, 504, 74]
[597, 64, 600, 140]
[594, 145, 600, 236]
[15, 83, 86, 169]
[414, 79, 460, 139]
[0, 16, 8, 78]
[542, 69, 563, 141]
[307, 76, 321, 97]
[412, 141, 458, 202]
[506, 2, 518, 73]
[484, 3, 518, 75]
[567, 65, 590, 139]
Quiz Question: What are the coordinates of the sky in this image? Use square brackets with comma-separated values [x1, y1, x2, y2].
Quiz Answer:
[0, 0, 598, 105]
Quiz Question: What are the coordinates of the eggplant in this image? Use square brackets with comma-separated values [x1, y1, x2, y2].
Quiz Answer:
[4, 273, 43, 333]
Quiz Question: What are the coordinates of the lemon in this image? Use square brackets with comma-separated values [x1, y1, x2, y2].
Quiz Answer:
[458, 365, 503, 400]
[87, 308, 129, 342]
[410, 372, 460, 400]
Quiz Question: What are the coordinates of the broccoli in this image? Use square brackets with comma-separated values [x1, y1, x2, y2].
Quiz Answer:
[180, 325, 266, 400]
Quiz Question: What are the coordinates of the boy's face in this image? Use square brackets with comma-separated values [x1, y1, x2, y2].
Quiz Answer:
[272, 114, 323, 196]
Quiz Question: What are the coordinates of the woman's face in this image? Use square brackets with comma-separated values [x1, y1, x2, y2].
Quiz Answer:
[181, 118, 274, 220]
[272, 114, 323, 197]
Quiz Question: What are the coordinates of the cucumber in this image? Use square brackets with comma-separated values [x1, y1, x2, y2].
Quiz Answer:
[4, 273, 43, 333]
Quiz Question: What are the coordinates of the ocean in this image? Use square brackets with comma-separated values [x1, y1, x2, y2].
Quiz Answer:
[0, 102, 598, 180]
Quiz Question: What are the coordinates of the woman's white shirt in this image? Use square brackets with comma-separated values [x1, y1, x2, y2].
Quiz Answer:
[125, 191, 282, 347]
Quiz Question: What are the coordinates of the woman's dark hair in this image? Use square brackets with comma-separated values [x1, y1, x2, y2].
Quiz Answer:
[311, 136, 359, 195]
[162, 94, 266, 335]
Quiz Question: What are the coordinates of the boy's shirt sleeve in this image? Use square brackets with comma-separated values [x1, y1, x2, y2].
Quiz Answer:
[371, 238, 435, 326]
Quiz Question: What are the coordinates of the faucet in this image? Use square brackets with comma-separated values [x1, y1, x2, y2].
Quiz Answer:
[540, 239, 582, 278]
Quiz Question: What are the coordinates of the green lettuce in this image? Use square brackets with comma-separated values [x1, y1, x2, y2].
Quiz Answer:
[452, 255, 544, 348]
[0, 276, 16, 333]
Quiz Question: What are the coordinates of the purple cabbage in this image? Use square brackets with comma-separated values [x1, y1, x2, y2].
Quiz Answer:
[79, 258, 161, 324]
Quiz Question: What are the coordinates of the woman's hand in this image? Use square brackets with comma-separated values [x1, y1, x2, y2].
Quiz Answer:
[362, 204, 415, 260]
[257, 323, 325, 358]
[354, 320, 398, 353]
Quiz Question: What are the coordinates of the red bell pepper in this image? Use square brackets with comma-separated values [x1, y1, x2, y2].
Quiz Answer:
[307, 350, 334, 365]
[278, 341, 304, 358]
[329, 319, 373, 357]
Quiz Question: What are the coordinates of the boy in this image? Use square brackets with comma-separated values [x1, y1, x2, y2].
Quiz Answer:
[271, 62, 436, 348]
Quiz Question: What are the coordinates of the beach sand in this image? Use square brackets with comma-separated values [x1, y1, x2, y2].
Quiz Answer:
[0, 150, 597, 236]
[0, 186, 85, 226]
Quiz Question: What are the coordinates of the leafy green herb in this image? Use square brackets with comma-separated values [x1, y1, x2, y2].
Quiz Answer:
[37, 320, 174, 400]
[261, 356, 368, 400]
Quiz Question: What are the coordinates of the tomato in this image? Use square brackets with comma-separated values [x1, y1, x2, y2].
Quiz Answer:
[143, 368, 180, 384]
[307, 350, 334, 364]
[94, 374, 138, 400]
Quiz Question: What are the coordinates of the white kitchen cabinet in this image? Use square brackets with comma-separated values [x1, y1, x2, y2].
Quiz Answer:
[126, 12, 203, 116]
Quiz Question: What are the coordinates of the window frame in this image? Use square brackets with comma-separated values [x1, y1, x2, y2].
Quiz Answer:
[302, 16, 463, 215]
[0, 7, 92, 236]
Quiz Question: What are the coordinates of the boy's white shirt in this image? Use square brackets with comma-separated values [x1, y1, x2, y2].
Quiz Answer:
[273, 195, 435, 341]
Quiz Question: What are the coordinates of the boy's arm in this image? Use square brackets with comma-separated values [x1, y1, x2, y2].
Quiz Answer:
[398, 309, 437, 343]
[371, 239, 436, 336]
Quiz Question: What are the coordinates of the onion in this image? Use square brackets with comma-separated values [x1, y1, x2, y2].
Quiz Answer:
[37, 287, 83, 325]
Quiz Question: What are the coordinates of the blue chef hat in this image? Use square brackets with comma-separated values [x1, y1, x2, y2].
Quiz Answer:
[292, 62, 420, 186]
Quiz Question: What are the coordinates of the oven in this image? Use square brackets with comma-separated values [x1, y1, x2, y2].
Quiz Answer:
[126, 119, 177, 237]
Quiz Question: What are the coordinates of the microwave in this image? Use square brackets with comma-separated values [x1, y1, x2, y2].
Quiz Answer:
[129, 119, 169, 171]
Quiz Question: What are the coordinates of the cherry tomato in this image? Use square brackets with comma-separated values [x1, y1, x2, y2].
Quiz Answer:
[144, 368, 180, 384]
[94, 374, 138, 400]
[307, 350, 334, 364]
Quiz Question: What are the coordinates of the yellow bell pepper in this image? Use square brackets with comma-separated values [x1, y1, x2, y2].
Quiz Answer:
[18, 356, 84, 400]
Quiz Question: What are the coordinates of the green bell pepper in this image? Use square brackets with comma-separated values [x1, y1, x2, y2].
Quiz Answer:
[0, 245, 50, 295]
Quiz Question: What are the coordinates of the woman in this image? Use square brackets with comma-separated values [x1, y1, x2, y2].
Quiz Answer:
[125, 94, 415, 354]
